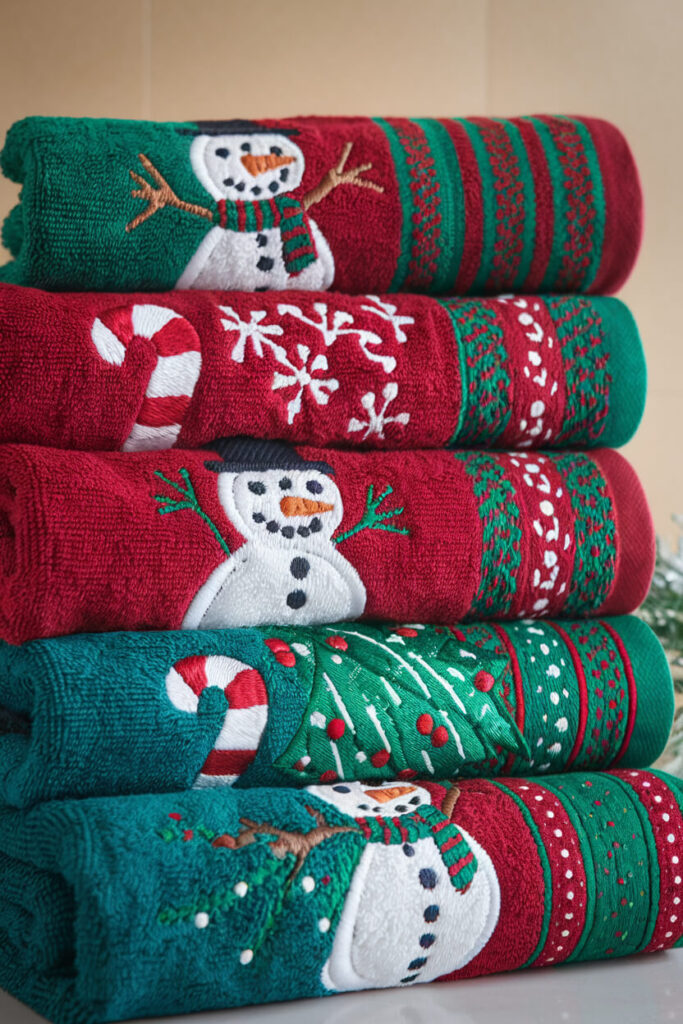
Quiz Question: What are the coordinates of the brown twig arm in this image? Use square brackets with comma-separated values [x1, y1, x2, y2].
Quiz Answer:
[211, 808, 358, 880]
[126, 153, 214, 232]
[302, 141, 384, 211]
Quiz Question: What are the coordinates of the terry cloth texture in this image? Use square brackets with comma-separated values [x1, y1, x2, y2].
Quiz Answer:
[0, 771, 681, 1023]
[0, 115, 641, 295]
[0, 442, 654, 643]
[0, 284, 645, 452]
[0, 617, 672, 807]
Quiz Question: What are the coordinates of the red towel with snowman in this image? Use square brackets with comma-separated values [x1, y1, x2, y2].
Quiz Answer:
[0, 437, 653, 644]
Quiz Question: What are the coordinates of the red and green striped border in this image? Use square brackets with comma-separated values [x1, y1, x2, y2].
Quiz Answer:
[375, 116, 607, 295]
[492, 771, 683, 969]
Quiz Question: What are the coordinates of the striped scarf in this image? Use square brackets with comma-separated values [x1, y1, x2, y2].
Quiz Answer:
[214, 196, 317, 276]
[354, 804, 477, 892]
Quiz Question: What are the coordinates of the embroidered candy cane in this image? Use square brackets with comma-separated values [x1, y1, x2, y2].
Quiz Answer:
[90, 304, 202, 451]
[165, 655, 269, 786]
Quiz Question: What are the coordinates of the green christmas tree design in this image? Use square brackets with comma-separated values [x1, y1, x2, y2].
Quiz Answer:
[266, 623, 529, 783]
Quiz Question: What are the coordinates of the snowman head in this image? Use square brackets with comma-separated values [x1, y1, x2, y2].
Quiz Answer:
[205, 438, 344, 549]
[307, 780, 434, 819]
[185, 120, 305, 203]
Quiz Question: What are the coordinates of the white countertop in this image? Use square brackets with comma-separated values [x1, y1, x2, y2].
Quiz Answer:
[1, 948, 682, 1024]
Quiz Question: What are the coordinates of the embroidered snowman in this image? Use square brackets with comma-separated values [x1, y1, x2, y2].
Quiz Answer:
[306, 780, 500, 992]
[127, 119, 384, 292]
[182, 438, 367, 630]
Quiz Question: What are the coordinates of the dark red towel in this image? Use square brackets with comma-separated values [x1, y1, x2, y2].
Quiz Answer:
[0, 284, 645, 452]
[0, 440, 653, 644]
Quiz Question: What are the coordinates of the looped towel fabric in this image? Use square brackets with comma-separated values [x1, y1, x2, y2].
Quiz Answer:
[0, 770, 681, 1023]
[0, 617, 671, 807]
[0, 442, 654, 643]
[0, 284, 645, 452]
[0, 115, 642, 295]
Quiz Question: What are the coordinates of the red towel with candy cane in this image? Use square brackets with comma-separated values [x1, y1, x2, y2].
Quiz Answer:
[0, 283, 644, 452]
[0, 438, 653, 644]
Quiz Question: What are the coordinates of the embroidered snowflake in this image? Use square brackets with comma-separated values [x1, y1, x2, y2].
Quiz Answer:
[278, 301, 398, 373]
[272, 344, 340, 425]
[219, 306, 285, 363]
[347, 382, 410, 440]
[361, 295, 415, 344]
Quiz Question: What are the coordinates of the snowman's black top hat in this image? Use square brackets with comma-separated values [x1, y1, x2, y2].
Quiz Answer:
[178, 119, 300, 137]
[205, 437, 334, 476]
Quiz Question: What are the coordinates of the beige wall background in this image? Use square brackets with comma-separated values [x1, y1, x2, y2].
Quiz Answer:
[0, 0, 680, 539]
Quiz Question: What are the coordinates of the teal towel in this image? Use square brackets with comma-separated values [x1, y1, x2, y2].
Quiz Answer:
[0, 617, 671, 807]
[1, 771, 682, 1023]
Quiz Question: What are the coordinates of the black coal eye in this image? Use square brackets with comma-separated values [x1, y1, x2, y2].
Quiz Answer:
[248, 481, 266, 495]
[215, 147, 230, 158]
[306, 480, 323, 495]
[270, 145, 283, 156]
[279, 477, 292, 490]
[333, 785, 350, 793]
[241, 142, 251, 152]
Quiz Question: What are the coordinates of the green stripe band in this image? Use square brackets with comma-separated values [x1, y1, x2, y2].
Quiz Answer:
[565, 116, 606, 291]
[374, 117, 414, 290]
[454, 119, 495, 293]
[416, 118, 464, 292]
[525, 116, 565, 291]
[495, 118, 536, 290]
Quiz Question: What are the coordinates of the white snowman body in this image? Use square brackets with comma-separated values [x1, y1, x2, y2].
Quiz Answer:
[307, 781, 500, 992]
[182, 464, 366, 629]
[177, 131, 335, 292]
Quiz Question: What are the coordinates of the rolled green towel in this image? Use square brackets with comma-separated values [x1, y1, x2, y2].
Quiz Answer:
[0, 617, 671, 807]
[0, 769, 681, 1022]
[0, 115, 641, 294]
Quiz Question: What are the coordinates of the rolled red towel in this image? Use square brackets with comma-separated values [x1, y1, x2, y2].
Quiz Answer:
[0, 283, 645, 452]
[0, 440, 654, 643]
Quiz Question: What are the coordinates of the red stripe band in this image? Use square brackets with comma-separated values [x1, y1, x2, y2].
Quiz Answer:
[137, 394, 191, 427]
[202, 748, 256, 776]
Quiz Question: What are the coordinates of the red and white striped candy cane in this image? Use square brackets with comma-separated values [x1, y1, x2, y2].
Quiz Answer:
[165, 654, 269, 786]
[90, 303, 202, 451]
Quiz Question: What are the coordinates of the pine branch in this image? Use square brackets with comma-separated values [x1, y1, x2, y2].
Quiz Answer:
[154, 468, 231, 557]
[334, 483, 409, 544]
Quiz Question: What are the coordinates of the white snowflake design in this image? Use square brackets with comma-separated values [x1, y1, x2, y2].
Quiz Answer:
[218, 299, 414, 424]
[219, 306, 285, 363]
[361, 295, 415, 344]
[347, 382, 410, 440]
[272, 344, 339, 425]
[277, 300, 400, 374]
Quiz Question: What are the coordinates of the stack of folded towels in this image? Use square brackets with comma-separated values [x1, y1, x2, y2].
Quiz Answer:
[0, 115, 678, 1023]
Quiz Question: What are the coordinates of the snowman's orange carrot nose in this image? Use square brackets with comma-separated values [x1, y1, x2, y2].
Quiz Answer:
[280, 496, 334, 518]
[364, 786, 416, 803]
[241, 153, 296, 176]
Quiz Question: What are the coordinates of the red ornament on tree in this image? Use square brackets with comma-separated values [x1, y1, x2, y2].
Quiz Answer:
[474, 670, 495, 692]
[327, 718, 346, 740]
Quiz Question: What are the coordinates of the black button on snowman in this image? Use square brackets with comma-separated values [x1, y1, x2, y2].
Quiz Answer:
[182, 438, 367, 629]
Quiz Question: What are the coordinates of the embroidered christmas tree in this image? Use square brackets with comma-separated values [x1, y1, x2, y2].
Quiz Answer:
[264, 623, 529, 783]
